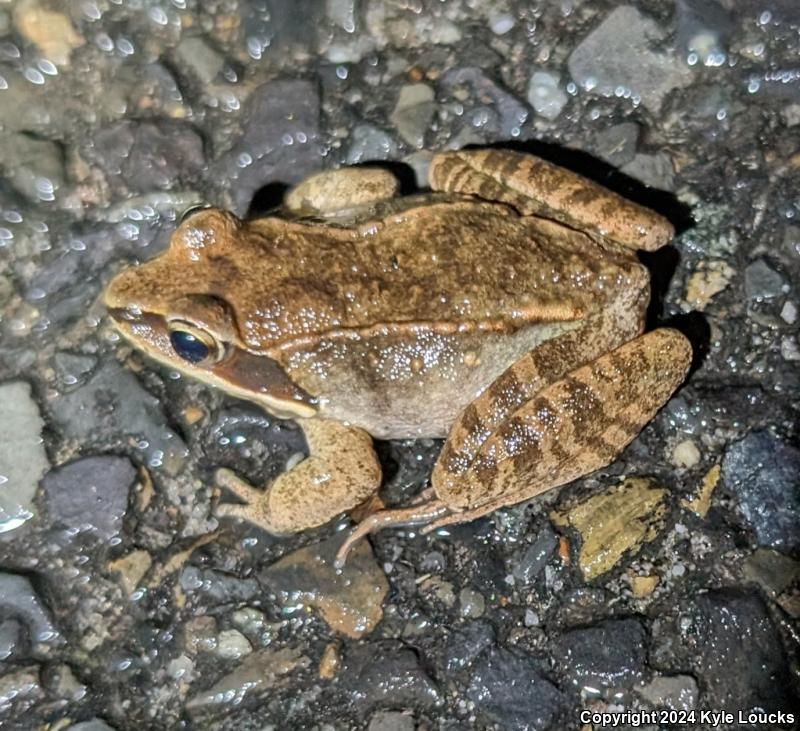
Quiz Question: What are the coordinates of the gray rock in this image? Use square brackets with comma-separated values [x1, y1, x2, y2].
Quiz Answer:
[214, 79, 323, 214]
[367, 711, 415, 731]
[637, 674, 699, 712]
[180, 566, 259, 604]
[0, 572, 60, 651]
[175, 36, 224, 85]
[0, 619, 22, 661]
[40, 456, 136, 540]
[49, 361, 189, 476]
[443, 619, 495, 672]
[620, 152, 675, 191]
[65, 721, 117, 731]
[568, 6, 692, 112]
[676, 0, 733, 63]
[468, 646, 566, 731]
[552, 618, 647, 689]
[722, 431, 800, 553]
[0, 131, 66, 204]
[458, 587, 485, 618]
[527, 72, 568, 121]
[346, 124, 399, 165]
[744, 258, 786, 301]
[592, 123, 640, 167]
[54, 352, 97, 390]
[440, 67, 529, 138]
[391, 84, 436, 149]
[87, 119, 205, 194]
[511, 523, 558, 585]
[0, 382, 49, 535]
[341, 641, 441, 716]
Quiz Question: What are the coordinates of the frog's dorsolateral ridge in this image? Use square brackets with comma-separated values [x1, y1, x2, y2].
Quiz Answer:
[104, 149, 691, 566]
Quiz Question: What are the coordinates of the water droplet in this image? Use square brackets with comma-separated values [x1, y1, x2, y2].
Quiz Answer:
[24, 68, 46, 85]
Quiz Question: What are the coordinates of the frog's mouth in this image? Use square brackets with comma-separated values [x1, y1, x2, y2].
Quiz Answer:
[106, 306, 317, 420]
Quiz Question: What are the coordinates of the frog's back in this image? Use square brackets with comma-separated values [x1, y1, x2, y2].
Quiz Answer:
[240, 198, 638, 355]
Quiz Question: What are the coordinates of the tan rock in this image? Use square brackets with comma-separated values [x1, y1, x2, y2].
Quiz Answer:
[261, 534, 389, 638]
[107, 549, 152, 595]
[319, 641, 341, 680]
[672, 439, 701, 468]
[631, 574, 660, 598]
[681, 464, 720, 517]
[552, 477, 666, 580]
[13, 0, 84, 66]
[683, 259, 735, 311]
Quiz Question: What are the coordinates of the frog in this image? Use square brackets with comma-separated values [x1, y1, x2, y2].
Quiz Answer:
[103, 149, 692, 567]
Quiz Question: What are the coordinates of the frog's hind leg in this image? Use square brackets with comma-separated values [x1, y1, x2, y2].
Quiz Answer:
[215, 418, 382, 535]
[284, 167, 400, 217]
[428, 149, 673, 252]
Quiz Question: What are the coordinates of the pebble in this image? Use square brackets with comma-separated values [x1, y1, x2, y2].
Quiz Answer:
[551, 477, 667, 580]
[214, 629, 252, 660]
[468, 646, 566, 730]
[780, 301, 798, 324]
[0, 573, 60, 653]
[681, 464, 721, 518]
[40, 456, 136, 540]
[186, 646, 310, 713]
[672, 439, 701, 468]
[567, 5, 692, 112]
[12, 0, 84, 66]
[390, 84, 436, 149]
[620, 152, 675, 191]
[0, 381, 49, 534]
[552, 618, 647, 690]
[722, 431, 800, 553]
[180, 566, 260, 604]
[489, 11, 515, 36]
[319, 641, 340, 680]
[0, 666, 44, 719]
[592, 122, 640, 167]
[781, 336, 800, 361]
[511, 523, 558, 585]
[637, 674, 699, 711]
[346, 124, 399, 165]
[527, 71, 568, 121]
[443, 619, 495, 672]
[0, 132, 67, 204]
[367, 711, 416, 731]
[630, 574, 660, 598]
[744, 258, 785, 301]
[458, 587, 485, 618]
[683, 259, 735, 310]
[260, 533, 388, 639]
[175, 37, 224, 85]
[107, 549, 152, 596]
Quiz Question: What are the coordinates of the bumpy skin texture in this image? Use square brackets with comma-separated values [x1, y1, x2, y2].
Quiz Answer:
[103, 149, 691, 544]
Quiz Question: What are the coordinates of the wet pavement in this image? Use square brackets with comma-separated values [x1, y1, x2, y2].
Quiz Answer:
[0, 1, 799, 729]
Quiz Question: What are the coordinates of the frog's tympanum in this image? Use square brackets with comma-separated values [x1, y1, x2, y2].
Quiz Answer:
[104, 150, 692, 566]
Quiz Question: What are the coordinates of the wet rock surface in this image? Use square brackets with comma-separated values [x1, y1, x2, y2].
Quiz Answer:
[0, 0, 798, 728]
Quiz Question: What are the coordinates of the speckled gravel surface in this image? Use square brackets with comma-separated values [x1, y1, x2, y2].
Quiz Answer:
[0, 2, 799, 730]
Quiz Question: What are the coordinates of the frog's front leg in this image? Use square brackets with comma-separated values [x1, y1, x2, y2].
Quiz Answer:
[335, 329, 691, 566]
[215, 418, 382, 534]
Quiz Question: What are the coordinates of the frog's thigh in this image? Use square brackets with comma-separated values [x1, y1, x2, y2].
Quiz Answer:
[431, 329, 691, 521]
[428, 149, 673, 252]
[284, 168, 400, 216]
[216, 419, 382, 534]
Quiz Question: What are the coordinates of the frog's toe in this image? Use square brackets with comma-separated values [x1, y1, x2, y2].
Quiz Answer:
[214, 467, 263, 503]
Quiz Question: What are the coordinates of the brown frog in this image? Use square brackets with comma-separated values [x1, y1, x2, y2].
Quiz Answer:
[104, 149, 692, 566]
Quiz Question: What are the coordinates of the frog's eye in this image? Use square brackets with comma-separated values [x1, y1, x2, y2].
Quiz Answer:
[179, 203, 212, 224]
[167, 322, 222, 365]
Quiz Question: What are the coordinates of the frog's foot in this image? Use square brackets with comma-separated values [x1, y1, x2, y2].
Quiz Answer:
[334, 497, 451, 569]
[215, 419, 382, 535]
[429, 149, 673, 252]
[284, 167, 399, 217]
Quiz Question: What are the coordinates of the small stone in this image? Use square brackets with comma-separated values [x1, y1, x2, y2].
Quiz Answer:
[780, 336, 800, 361]
[552, 618, 648, 689]
[0, 382, 49, 534]
[319, 641, 340, 680]
[620, 152, 675, 191]
[780, 301, 797, 324]
[524, 609, 540, 627]
[260, 533, 389, 638]
[458, 587, 485, 618]
[511, 524, 557, 585]
[367, 711, 415, 731]
[53, 352, 97, 390]
[186, 646, 309, 712]
[631, 574, 660, 598]
[0, 666, 43, 720]
[65, 720, 117, 731]
[182, 616, 218, 655]
[443, 619, 495, 671]
[175, 37, 224, 84]
[468, 646, 566, 730]
[567, 5, 692, 112]
[215, 629, 252, 660]
[180, 566, 259, 604]
[527, 71, 568, 121]
[0, 620, 22, 661]
[419, 576, 456, 608]
[672, 439, 701, 468]
[40, 456, 136, 540]
[592, 123, 640, 167]
[346, 124, 398, 165]
[681, 464, 721, 518]
[166, 654, 194, 681]
[743, 548, 800, 597]
[722, 431, 800, 553]
[390, 84, 436, 149]
[108, 550, 152, 596]
[638, 674, 699, 711]
[489, 11, 515, 35]
[551, 477, 667, 580]
[12, 0, 84, 66]
[683, 259, 735, 310]
[0, 132, 67, 204]
[745, 258, 785, 301]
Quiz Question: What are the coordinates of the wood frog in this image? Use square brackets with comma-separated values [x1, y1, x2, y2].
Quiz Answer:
[104, 149, 691, 566]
